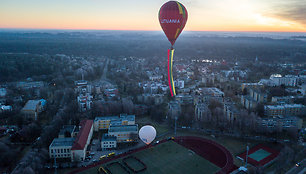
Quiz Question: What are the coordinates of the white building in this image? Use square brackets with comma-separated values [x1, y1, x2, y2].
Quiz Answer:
[270, 74, 298, 87]
[108, 124, 138, 143]
[0, 105, 12, 113]
[101, 134, 117, 150]
[49, 138, 75, 160]
[174, 80, 184, 89]
[77, 93, 93, 112]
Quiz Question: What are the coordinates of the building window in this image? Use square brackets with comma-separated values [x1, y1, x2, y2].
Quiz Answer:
[64, 149, 66, 153]
[51, 149, 53, 153]
[61, 149, 63, 153]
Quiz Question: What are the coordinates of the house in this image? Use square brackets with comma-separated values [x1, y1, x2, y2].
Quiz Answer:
[21, 99, 47, 120]
[108, 124, 138, 143]
[71, 120, 93, 161]
[101, 134, 117, 151]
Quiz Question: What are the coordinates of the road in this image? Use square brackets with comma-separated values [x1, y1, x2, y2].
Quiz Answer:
[285, 158, 306, 174]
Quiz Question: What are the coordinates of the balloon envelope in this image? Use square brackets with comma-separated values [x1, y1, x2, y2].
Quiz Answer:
[139, 125, 156, 145]
[159, 1, 188, 46]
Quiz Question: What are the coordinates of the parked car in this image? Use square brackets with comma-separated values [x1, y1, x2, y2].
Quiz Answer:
[107, 152, 115, 158]
[99, 155, 106, 161]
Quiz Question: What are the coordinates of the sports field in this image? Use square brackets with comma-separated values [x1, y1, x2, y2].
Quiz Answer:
[249, 149, 271, 162]
[79, 141, 220, 174]
[238, 144, 279, 166]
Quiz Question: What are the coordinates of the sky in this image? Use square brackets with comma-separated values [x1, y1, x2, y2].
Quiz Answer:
[0, 0, 305, 32]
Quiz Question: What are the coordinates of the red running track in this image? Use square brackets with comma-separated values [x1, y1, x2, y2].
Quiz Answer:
[174, 136, 237, 174]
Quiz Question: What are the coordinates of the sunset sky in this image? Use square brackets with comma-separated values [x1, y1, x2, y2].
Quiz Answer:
[1, 0, 305, 32]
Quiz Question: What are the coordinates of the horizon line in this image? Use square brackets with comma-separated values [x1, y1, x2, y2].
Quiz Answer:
[0, 27, 306, 33]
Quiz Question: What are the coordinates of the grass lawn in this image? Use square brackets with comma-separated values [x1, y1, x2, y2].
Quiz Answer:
[123, 157, 145, 171]
[80, 141, 220, 174]
[137, 116, 170, 135]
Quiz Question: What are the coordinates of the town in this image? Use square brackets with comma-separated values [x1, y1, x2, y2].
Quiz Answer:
[0, 46, 305, 174]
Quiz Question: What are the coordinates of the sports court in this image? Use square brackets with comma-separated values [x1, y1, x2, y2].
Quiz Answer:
[238, 144, 279, 166]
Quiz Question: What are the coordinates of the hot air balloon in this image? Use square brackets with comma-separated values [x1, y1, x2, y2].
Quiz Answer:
[159, 1, 188, 97]
[139, 125, 156, 145]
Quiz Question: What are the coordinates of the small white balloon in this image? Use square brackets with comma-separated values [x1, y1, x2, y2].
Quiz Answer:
[139, 125, 156, 145]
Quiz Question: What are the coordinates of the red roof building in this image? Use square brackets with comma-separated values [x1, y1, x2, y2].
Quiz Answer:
[72, 120, 93, 150]
[71, 120, 93, 161]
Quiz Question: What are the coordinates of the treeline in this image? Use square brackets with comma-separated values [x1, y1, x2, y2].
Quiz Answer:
[0, 32, 305, 62]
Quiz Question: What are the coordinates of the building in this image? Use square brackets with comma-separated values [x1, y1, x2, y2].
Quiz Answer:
[241, 95, 257, 110]
[270, 74, 298, 87]
[283, 104, 305, 116]
[271, 96, 295, 104]
[93, 114, 135, 131]
[49, 137, 75, 160]
[77, 93, 93, 112]
[58, 125, 76, 138]
[108, 124, 138, 143]
[264, 105, 285, 117]
[248, 88, 268, 103]
[201, 87, 224, 103]
[71, 120, 93, 161]
[264, 104, 305, 117]
[175, 94, 193, 105]
[16, 81, 44, 89]
[224, 103, 240, 123]
[241, 83, 264, 92]
[0, 88, 7, 97]
[195, 103, 211, 121]
[174, 79, 184, 89]
[0, 105, 12, 113]
[75, 80, 92, 94]
[259, 116, 303, 131]
[101, 134, 117, 151]
[21, 99, 47, 120]
[104, 88, 118, 98]
[168, 101, 181, 119]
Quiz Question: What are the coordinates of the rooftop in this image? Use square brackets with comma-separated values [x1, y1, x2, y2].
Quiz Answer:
[95, 114, 135, 122]
[108, 124, 138, 133]
[102, 134, 116, 141]
[50, 138, 75, 147]
[59, 125, 76, 137]
[22, 100, 41, 111]
[71, 120, 93, 150]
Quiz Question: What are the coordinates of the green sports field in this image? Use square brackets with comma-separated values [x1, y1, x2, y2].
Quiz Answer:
[249, 149, 271, 162]
[80, 141, 220, 174]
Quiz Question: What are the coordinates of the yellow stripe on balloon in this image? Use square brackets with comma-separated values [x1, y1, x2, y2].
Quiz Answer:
[177, 2, 183, 14]
[170, 49, 176, 95]
[174, 28, 180, 39]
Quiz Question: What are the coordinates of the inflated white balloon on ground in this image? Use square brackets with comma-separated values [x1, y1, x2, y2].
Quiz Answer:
[139, 125, 156, 145]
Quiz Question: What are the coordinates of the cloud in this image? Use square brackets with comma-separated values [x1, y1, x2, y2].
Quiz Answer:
[266, 0, 306, 25]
